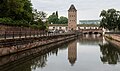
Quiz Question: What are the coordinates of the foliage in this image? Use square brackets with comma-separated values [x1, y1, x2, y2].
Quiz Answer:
[0, 17, 13, 24]
[48, 12, 59, 24]
[58, 16, 68, 24]
[0, 0, 32, 21]
[32, 9, 48, 30]
[0, 0, 48, 30]
[48, 11, 68, 24]
[33, 9, 47, 21]
[100, 9, 120, 31]
[0, 18, 29, 27]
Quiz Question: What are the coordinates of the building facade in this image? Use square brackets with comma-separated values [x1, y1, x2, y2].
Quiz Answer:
[68, 4, 77, 30]
[48, 4, 102, 33]
[79, 20, 100, 24]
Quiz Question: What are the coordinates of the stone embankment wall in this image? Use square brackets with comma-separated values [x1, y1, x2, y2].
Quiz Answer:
[0, 33, 76, 57]
[0, 37, 75, 70]
[105, 34, 120, 48]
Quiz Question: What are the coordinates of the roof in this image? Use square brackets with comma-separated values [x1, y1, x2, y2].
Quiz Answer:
[48, 24, 100, 27]
[68, 4, 77, 11]
[77, 24, 100, 27]
[48, 24, 68, 26]
[68, 58, 76, 66]
[79, 20, 100, 22]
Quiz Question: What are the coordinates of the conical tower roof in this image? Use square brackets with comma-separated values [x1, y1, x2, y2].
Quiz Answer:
[68, 57, 76, 66]
[68, 4, 77, 11]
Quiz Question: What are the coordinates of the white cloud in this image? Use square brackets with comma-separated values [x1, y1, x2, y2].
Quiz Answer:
[31, 0, 120, 23]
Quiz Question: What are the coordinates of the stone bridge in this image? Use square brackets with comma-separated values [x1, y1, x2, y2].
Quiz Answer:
[77, 24, 103, 35]
[79, 29, 103, 34]
[48, 24, 103, 35]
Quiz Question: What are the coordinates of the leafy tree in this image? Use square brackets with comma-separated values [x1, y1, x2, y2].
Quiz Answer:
[58, 16, 68, 24]
[32, 9, 48, 30]
[0, 0, 32, 21]
[48, 12, 59, 24]
[33, 9, 47, 21]
[118, 16, 120, 30]
[48, 11, 68, 24]
[100, 9, 120, 31]
[0, 0, 48, 30]
[56, 11, 58, 17]
[21, 0, 33, 21]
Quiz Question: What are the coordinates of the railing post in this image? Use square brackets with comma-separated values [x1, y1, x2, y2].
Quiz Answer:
[37, 31, 38, 37]
[25, 31, 26, 38]
[39, 31, 41, 37]
[29, 31, 31, 37]
[20, 31, 21, 38]
[13, 31, 14, 39]
[34, 31, 35, 37]
[4, 31, 6, 39]
[19, 28, 21, 38]
[42, 31, 44, 36]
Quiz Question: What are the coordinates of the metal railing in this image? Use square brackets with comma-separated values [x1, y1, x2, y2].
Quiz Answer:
[0, 30, 76, 40]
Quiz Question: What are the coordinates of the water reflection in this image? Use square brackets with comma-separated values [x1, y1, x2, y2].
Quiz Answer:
[78, 34, 103, 45]
[68, 40, 77, 66]
[99, 43, 120, 64]
[1, 35, 120, 71]
[0, 41, 68, 71]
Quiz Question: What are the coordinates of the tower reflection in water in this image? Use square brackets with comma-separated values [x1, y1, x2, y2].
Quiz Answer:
[68, 40, 77, 66]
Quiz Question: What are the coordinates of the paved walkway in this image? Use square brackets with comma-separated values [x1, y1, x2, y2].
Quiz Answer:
[0, 32, 75, 41]
[105, 34, 120, 48]
[105, 34, 120, 42]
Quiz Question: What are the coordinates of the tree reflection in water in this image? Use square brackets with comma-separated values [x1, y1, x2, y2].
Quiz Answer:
[0, 41, 69, 71]
[99, 43, 120, 64]
[30, 44, 68, 70]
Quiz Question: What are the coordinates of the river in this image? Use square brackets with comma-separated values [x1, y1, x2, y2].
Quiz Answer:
[1, 34, 120, 71]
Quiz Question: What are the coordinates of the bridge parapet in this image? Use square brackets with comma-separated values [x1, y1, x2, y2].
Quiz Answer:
[78, 28, 103, 34]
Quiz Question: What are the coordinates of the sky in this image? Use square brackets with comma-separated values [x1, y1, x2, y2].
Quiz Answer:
[31, 0, 120, 23]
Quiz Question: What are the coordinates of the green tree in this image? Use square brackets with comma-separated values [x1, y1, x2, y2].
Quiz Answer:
[100, 9, 120, 31]
[48, 12, 59, 24]
[56, 11, 58, 17]
[0, 0, 32, 21]
[33, 9, 47, 21]
[117, 16, 120, 30]
[0, 0, 48, 30]
[32, 9, 48, 30]
[58, 16, 68, 24]
[21, 0, 33, 21]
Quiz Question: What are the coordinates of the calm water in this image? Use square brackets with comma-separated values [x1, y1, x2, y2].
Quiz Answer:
[1, 35, 120, 71]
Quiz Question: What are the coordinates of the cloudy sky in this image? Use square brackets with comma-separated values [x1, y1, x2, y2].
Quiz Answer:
[31, 0, 120, 23]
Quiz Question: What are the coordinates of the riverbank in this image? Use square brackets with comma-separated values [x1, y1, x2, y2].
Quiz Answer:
[0, 37, 76, 71]
[0, 33, 77, 57]
[105, 34, 120, 49]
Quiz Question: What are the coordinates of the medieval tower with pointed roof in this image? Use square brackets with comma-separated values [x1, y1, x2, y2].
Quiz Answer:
[68, 4, 77, 30]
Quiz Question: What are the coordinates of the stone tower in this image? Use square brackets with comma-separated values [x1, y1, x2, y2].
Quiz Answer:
[68, 4, 77, 30]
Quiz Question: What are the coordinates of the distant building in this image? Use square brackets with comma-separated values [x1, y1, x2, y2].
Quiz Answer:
[48, 5, 102, 33]
[79, 20, 100, 24]
[48, 24, 68, 32]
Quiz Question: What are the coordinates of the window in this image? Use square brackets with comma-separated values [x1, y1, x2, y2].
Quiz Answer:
[59, 27, 61, 29]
